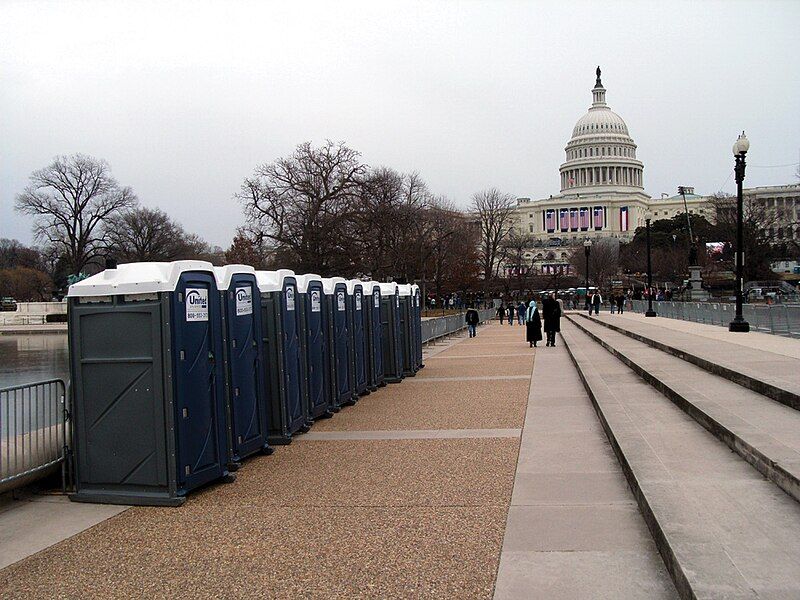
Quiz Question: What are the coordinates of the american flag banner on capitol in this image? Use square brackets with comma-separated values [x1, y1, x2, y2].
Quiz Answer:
[620, 206, 629, 232]
[593, 206, 603, 229]
[545, 209, 555, 233]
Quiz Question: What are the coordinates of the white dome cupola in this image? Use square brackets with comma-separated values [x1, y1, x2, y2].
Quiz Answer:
[559, 67, 644, 193]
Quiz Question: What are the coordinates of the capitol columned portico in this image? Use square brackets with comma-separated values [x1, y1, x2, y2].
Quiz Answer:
[515, 67, 664, 245]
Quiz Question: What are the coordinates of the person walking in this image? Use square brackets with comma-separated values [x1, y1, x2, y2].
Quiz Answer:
[507, 304, 515, 326]
[616, 293, 625, 314]
[525, 299, 543, 348]
[542, 292, 561, 347]
[465, 304, 480, 338]
[497, 303, 505, 325]
[589, 291, 602, 315]
[516, 301, 526, 325]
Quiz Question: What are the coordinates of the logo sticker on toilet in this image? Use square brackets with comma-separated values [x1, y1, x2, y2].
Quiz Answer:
[311, 290, 321, 312]
[337, 291, 346, 311]
[186, 288, 209, 322]
[355, 291, 362, 310]
[235, 286, 252, 316]
[286, 286, 295, 311]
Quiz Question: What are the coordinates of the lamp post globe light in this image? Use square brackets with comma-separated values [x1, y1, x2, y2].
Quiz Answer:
[644, 211, 657, 317]
[729, 131, 750, 332]
[584, 239, 592, 310]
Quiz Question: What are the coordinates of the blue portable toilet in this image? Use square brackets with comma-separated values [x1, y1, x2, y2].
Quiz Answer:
[67, 261, 233, 506]
[213, 265, 271, 465]
[361, 281, 384, 390]
[411, 284, 424, 370]
[323, 277, 355, 408]
[397, 284, 416, 377]
[255, 269, 308, 445]
[347, 280, 369, 397]
[378, 282, 403, 383]
[295, 274, 333, 420]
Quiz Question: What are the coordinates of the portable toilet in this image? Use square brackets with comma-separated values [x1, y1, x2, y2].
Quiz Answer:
[295, 274, 332, 420]
[347, 280, 369, 397]
[213, 265, 271, 465]
[378, 282, 403, 383]
[411, 284, 424, 370]
[67, 261, 233, 506]
[397, 284, 416, 377]
[323, 277, 355, 408]
[361, 281, 384, 390]
[256, 269, 308, 445]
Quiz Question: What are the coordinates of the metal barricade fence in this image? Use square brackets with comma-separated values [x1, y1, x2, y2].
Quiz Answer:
[420, 309, 495, 344]
[1, 379, 69, 493]
[628, 300, 800, 338]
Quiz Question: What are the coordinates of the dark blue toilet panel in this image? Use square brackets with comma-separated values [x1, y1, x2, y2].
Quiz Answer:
[172, 272, 226, 492]
[333, 286, 351, 399]
[282, 281, 305, 430]
[352, 287, 366, 389]
[305, 285, 328, 412]
[225, 274, 265, 459]
[372, 289, 383, 377]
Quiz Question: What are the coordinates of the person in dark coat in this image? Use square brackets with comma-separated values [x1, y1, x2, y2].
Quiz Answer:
[497, 303, 505, 325]
[542, 292, 561, 347]
[507, 304, 515, 326]
[589, 291, 602, 315]
[525, 299, 542, 348]
[465, 305, 480, 337]
[616, 293, 625, 314]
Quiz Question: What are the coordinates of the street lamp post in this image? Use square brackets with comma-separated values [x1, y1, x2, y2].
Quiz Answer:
[645, 211, 657, 317]
[729, 131, 750, 332]
[584, 239, 592, 309]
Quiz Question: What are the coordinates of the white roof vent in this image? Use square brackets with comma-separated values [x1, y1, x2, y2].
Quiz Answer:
[67, 260, 215, 297]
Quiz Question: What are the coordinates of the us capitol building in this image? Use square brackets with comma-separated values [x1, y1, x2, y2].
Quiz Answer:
[512, 67, 799, 274]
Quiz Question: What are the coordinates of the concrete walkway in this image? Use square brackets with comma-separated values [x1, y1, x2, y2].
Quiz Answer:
[0, 321, 529, 598]
[493, 343, 676, 599]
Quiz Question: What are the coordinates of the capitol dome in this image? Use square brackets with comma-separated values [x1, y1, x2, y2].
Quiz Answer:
[559, 67, 644, 193]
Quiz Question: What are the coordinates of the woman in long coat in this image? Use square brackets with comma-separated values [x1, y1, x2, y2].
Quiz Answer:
[542, 293, 562, 347]
[525, 300, 542, 348]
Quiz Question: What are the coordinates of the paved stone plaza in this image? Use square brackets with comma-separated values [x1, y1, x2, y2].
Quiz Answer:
[2, 316, 800, 598]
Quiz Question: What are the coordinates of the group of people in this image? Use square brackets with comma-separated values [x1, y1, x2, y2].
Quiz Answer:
[524, 293, 562, 347]
[466, 294, 562, 346]
[496, 301, 527, 326]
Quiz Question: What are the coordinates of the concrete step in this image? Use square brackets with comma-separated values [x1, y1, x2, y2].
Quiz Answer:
[566, 313, 800, 505]
[560, 320, 800, 599]
[573, 313, 800, 411]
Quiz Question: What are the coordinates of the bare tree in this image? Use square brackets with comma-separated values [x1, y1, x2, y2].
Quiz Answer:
[0, 267, 53, 301]
[471, 188, 516, 280]
[417, 197, 479, 299]
[708, 192, 792, 280]
[237, 140, 366, 275]
[354, 168, 430, 280]
[225, 227, 277, 269]
[501, 229, 535, 292]
[106, 207, 195, 262]
[569, 238, 620, 291]
[0, 239, 44, 270]
[15, 154, 137, 274]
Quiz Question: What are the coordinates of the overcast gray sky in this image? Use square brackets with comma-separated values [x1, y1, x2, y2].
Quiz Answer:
[2, 0, 799, 248]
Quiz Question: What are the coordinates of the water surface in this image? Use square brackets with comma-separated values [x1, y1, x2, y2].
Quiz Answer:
[0, 333, 69, 389]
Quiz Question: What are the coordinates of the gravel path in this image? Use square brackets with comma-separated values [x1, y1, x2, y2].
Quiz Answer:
[0, 322, 532, 599]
